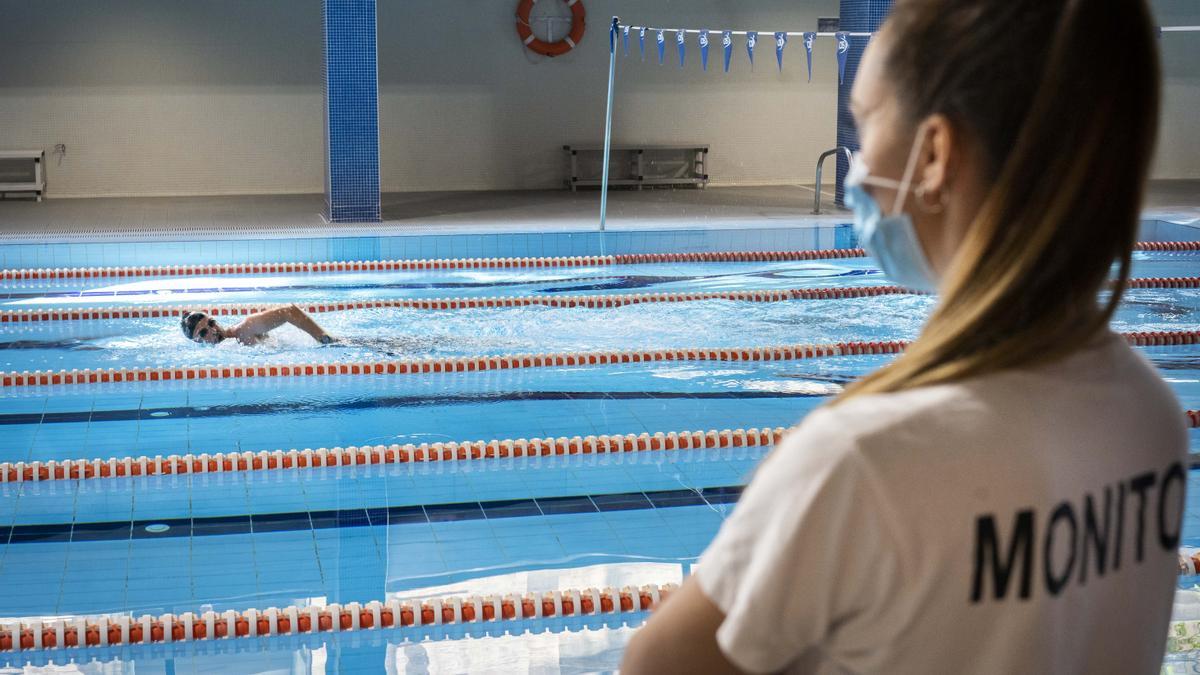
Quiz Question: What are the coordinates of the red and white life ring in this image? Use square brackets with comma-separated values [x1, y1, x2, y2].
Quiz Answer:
[515, 0, 586, 57]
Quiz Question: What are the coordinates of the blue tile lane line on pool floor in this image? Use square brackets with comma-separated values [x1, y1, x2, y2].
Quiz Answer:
[0, 390, 832, 428]
[2, 442, 764, 526]
[0, 484, 743, 544]
[0, 357, 869, 465]
[4, 466, 1200, 620]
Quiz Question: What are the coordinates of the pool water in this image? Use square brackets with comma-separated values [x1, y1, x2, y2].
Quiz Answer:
[2, 244, 1200, 673]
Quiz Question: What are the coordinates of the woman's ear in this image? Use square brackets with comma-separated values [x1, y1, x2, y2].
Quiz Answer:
[919, 113, 955, 194]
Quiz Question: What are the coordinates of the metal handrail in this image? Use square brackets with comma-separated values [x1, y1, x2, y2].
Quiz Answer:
[812, 146, 853, 214]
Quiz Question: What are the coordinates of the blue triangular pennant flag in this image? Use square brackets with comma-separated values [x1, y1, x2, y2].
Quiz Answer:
[699, 30, 710, 71]
[622, 25, 630, 56]
[746, 31, 758, 70]
[803, 32, 816, 82]
[836, 32, 850, 84]
[640, 27, 647, 60]
[676, 29, 686, 68]
[775, 32, 788, 71]
[722, 30, 733, 73]
[657, 29, 666, 64]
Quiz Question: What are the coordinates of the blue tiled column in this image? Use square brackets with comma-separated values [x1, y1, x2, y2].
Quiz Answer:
[835, 0, 893, 206]
[323, 0, 381, 223]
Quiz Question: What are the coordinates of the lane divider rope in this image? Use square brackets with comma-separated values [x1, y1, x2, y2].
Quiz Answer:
[0, 339, 909, 388]
[1135, 241, 1200, 252]
[4, 532, 1200, 651]
[1125, 276, 1200, 289]
[4, 541, 1200, 651]
[6, 411, 1199, 484]
[4, 275, 1197, 324]
[0, 583, 676, 652]
[0, 426, 785, 483]
[1, 241, 1195, 282]
[0, 248, 868, 281]
[3, 330, 1199, 389]
[0, 286, 913, 323]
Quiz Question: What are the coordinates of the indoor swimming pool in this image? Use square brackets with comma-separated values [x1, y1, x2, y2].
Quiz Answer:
[2, 226, 1200, 673]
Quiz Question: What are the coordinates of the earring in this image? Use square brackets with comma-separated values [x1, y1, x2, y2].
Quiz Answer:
[914, 184, 947, 215]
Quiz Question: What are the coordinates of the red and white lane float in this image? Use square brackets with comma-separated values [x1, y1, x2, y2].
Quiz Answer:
[0, 248, 867, 281]
[0, 426, 786, 483]
[1136, 241, 1200, 252]
[0, 286, 914, 323]
[2, 330, 1199, 389]
[4, 412, 1198, 484]
[0, 582, 673, 652]
[3, 275, 1194, 325]
[0, 338, 912, 388]
[1, 241, 1195, 282]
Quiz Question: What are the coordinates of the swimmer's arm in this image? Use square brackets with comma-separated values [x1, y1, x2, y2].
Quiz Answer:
[620, 578, 744, 675]
[229, 305, 333, 344]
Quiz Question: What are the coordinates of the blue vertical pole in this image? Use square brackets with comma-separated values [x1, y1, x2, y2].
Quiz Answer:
[835, 0, 892, 207]
[599, 17, 619, 232]
[322, 0, 381, 223]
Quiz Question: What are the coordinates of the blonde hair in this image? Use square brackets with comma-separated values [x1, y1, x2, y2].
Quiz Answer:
[837, 0, 1161, 402]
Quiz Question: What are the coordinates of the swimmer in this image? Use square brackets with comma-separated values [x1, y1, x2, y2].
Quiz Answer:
[180, 305, 335, 345]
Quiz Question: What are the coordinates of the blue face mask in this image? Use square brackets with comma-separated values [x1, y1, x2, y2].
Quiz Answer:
[843, 134, 939, 293]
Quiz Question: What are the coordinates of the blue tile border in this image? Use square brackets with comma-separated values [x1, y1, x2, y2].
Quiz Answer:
[0, 225, 854, 269]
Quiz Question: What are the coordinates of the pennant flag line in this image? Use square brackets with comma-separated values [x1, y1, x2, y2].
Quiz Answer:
[722, 30, 733, 73]
[836, 31, 850, 84]
[803, 32, 816, 82]
[615, 25, 875, 77]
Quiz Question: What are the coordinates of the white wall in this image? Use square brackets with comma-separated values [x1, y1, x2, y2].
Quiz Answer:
[0, 1, 325, 197]
[1151, 0, 1200, 179]
[0, 0, 1196, 198]
[377, 0, 840, 192]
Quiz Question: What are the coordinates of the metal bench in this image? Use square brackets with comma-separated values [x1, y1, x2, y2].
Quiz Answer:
[564, 144, 708, 191]
[0, 150, 46, 202]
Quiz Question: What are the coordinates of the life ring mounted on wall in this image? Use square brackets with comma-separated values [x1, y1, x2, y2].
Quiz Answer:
[515, 0, 586, 57]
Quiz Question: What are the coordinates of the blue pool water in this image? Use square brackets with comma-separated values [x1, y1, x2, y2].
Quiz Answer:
[2, 238, 1200, 673]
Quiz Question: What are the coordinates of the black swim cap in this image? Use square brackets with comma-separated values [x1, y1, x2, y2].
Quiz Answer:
[180, 311, 209, 341]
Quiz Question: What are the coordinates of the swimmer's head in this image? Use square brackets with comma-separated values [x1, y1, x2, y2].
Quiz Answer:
[180, 311, 225, 344]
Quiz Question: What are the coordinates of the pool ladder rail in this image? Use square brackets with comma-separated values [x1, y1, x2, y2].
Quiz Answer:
[813, 146, 854, 215]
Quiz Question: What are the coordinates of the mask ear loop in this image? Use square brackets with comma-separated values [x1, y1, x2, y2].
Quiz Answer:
[891, 122, 930, 215]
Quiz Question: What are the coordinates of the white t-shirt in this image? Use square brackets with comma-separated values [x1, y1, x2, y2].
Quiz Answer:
[698, 331, 1188, 674]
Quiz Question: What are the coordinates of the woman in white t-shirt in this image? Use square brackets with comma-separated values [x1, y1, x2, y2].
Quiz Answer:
[622, 0, 1186, 673]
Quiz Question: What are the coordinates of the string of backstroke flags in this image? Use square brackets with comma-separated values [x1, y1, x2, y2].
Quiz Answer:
[613, 21, 869, 84]
[609, 20, 1200, 82]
